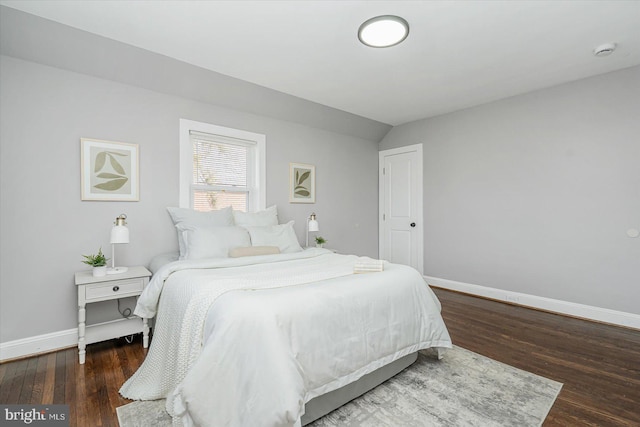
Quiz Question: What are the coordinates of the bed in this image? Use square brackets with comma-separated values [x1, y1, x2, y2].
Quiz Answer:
[119, 207, 452, 426]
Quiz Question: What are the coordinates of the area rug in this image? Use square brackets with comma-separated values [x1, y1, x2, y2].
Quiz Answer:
[117, 346, 562, 427]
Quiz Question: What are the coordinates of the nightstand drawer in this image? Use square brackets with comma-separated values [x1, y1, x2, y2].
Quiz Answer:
[85, 278, 144, 301]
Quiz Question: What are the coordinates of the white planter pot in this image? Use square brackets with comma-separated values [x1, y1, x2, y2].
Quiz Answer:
[316, 243, 324, 248]
[92, 266, 107, 277]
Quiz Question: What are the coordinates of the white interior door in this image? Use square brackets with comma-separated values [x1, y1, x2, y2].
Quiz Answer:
[379, 144, 423, 274]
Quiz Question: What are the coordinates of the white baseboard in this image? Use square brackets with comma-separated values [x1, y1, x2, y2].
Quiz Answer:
[426, 276, 640, 330]
[0, 318, 143, 362]
[0, 328, 77, 362]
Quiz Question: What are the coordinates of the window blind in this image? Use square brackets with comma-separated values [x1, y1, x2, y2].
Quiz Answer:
[190, 131, 252, 212]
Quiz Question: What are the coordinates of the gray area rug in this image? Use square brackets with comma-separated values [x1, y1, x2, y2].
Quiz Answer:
[117, 346, 562, 427]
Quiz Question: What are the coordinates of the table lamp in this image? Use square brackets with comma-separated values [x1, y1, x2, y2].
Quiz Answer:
[306, 213, 319, 248]
[108, 214, 129, 274]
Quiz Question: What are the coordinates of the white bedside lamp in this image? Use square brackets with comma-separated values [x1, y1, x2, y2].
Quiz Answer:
[108, 214, 129, 274]
[306, 213, 319, 248]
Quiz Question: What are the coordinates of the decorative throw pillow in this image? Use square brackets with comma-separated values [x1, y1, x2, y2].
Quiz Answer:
[233, 205, 278, 227]
[166, 206, 234, 259]
[228, 246, 281, 258]
[244, 221, 302, 253]
[176, 224, 251, 260]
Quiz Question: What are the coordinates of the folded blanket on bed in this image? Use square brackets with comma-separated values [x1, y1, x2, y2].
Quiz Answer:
[354, 259, 385, 273]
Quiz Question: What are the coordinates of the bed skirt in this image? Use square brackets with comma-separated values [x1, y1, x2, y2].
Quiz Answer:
[301, 352, 418, 425]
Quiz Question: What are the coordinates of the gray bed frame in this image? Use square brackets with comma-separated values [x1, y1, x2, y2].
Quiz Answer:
[301, 352, 418, 425]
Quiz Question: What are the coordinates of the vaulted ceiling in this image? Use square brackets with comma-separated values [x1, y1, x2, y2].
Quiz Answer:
[2, 1, 639, 126]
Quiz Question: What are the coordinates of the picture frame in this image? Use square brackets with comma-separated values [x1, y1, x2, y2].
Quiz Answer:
[289, 162, 315, 204]
[81, 138, 139, 201]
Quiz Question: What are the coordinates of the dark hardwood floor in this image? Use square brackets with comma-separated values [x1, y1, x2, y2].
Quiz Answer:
[1, 288, 638, 426]
[432, 288, 640, 427]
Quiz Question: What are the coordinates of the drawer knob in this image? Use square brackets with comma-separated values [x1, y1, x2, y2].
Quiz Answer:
[113, 286, 120, 292]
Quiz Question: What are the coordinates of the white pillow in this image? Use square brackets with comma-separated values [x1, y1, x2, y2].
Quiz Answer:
[148, 252, 180, 274]
[233, 205, 278, 227]
[244, 221, 302, 254]
[167, 207, 234, 259]
[176, 224, 251, 260]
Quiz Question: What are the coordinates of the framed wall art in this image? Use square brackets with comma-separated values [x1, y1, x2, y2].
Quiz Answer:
[289, 162, 315, 203]
[81, 138, 139, 201]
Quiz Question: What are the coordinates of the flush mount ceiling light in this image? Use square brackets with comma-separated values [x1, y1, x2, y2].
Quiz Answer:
[358, 15, 409, 48]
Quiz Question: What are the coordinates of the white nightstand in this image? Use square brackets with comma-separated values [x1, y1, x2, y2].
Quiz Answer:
[75, 266, 152, 364]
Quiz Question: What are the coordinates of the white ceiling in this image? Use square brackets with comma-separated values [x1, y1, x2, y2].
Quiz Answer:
[2, 0, 639, 126]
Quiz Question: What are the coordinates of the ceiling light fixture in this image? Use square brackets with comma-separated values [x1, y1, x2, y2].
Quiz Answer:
[358, 15, 409, 48]
[593, 43, 616, 57]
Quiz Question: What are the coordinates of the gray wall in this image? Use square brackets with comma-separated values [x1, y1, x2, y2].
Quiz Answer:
[0, 6, 390, 143]
[380, 66, 640, 315]
[0, 55, 380, 343]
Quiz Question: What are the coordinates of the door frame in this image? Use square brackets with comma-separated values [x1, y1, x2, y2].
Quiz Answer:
[379, 144, 424, 274]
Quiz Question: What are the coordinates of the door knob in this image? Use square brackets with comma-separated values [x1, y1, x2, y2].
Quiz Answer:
[410, 222, 416, 227]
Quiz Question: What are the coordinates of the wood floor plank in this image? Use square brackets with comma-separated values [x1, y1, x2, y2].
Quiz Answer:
[63, 348, 78, 427]
[98, 340, 128, 427]
[0, 363, 7, 387]
[0, 359, 18, 403]
[4, 358, 28, 404]
[1, 290, 638, 426]
[17, 356, 38, 404]
[41, 352, 56, 404]
[29, 354, 47, 404]
[53, 350, 67, 404]
[83, 344, 104, 427]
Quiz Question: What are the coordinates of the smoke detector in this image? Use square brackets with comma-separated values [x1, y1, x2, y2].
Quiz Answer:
[593, 43, 616, 57]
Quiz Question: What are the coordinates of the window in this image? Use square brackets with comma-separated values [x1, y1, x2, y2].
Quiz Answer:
[179, 119, 265, 212]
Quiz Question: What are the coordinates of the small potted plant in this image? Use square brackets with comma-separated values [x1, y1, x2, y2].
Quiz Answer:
[315, 236, 327, 248]
[82, 247, 109, 277]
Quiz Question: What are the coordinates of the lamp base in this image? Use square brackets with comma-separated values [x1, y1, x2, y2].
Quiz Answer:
[107, 266, 129, 275]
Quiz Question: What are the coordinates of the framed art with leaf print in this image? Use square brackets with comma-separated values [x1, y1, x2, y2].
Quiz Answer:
[81, 138, 139, 201]
[289, 162, 315, 203]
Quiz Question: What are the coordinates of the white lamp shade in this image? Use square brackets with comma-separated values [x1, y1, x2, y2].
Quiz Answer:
[308, 219, 319, 232]
[110, 225, 129, 244]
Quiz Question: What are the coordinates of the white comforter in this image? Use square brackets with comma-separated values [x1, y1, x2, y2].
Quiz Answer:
[120, 249, 452, 427]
